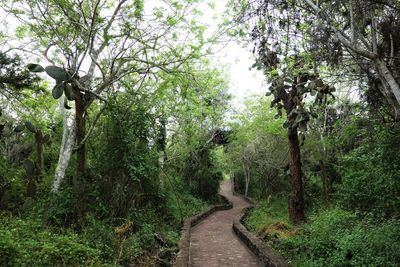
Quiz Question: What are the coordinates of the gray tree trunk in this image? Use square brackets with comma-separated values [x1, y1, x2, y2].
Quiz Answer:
[52, 100, 75, 192]
[375, 58, 400, 107]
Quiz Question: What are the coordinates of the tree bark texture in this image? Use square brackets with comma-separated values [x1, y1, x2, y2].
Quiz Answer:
[288, 127, 305, 224]
[375, 58, 400, 107]
[277, 78, 306, 224]
[35, 129, 44, 176]
[52, 100, 75, 192]
[75, 89, 86, 177]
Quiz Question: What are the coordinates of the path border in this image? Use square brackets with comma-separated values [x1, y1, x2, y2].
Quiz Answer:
[173, 193, 233, 267]
[232, 180, 291, 267]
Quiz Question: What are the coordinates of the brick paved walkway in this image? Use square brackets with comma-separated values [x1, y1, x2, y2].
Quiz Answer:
[190, 180, 261, 267]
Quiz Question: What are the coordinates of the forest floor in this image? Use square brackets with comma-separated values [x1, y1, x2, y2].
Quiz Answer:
[189, 180, 260, 267]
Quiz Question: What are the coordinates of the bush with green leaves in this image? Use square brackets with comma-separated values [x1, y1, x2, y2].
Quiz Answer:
[86, 97, 163, 219]
[80, 216, 118, 262]
[163, 176, 208, 225]
[278, 208, 400, 267]
[182, 143, 223, 200]
[336, 124, 400, 218]
[0, 161, 25, 211]
[0, 214, 106, 267]
[244, 195, 289, 233]
[225, 96, 288, 199]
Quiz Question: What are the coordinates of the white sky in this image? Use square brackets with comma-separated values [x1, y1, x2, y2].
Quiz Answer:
[202, 0, 266, 110]
[214, 41, 266, 109]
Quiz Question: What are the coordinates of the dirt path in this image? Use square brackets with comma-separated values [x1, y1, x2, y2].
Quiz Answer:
[190, 180, 261, 267]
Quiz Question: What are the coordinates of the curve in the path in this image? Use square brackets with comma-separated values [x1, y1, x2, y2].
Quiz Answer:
[190, 180, 261, 267]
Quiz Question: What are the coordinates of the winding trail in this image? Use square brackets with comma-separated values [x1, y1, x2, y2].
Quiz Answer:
[190, 180, 261, 266]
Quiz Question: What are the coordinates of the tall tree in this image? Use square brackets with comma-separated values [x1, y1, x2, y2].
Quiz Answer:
[2, 0, 210, 191]
[230, 0, 336, 223]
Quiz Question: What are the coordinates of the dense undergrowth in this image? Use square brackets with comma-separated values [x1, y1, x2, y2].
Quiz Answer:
[245, 198, 400, 267]
[0, 173, 210, 266]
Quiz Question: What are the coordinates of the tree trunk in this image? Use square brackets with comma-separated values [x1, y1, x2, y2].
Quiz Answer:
[287, 127, 305, 224]
[75, 90, 86, 177]
[319, 160, 329, 206]
[244, 165, 250, 197]
[320, 109, 329, 206]
[35, 129, 44, 176]
[73, 89, 88, 221]
[52, 100, 76, 192]
[375, 58, 400, 109]
[26, 178, 36, 198]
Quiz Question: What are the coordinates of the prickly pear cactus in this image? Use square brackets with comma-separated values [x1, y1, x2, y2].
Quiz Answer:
[27, 64, 75, 108]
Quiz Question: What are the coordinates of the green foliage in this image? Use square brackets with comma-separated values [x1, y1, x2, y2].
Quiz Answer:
[0, 52, 40, 92]
[336, 124, 400, 218]
[8, 0, 400, 265]
[87, 97, 162, 218]
[21, 178, 207, 265]
[0, 2, 230, 265]
[240, 116, 400, 266]
[79, 216, 117, 261]
[133, 0, 144, 18]
[244, 195, 289, 233]
[0, 215, 104, 267]
[37, 187, 77, 227]
[163, 176, 208, 225]
[0, 160, 25, 211]
[279, 208, 400, 267]
[226, 95, 288, 198]
[182, 144, 223, 200]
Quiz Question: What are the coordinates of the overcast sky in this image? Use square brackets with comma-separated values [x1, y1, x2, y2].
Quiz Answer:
[215, 41, 266, 109]
[203, 0, 266, 110]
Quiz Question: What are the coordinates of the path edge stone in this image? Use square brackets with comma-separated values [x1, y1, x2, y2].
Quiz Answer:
[232, 181, 292, 267]
[173, 193, 233, 267]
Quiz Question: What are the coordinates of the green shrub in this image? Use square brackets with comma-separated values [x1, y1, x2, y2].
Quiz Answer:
[0, 214, 105, 266]
[337, 125, 400, 218]
[115, 223, 157, 264]
[80, 216, 118, 261]
[37, 186, 77, 227]
[0, 162, 25, 211]
[183, 145, 223, 200]
[164, 180, 208, 225]
[118, 234, 142, 263]
[0, 229, 17, 266]
[244, 196, 289, 233]
[279, 208, 400, 267]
